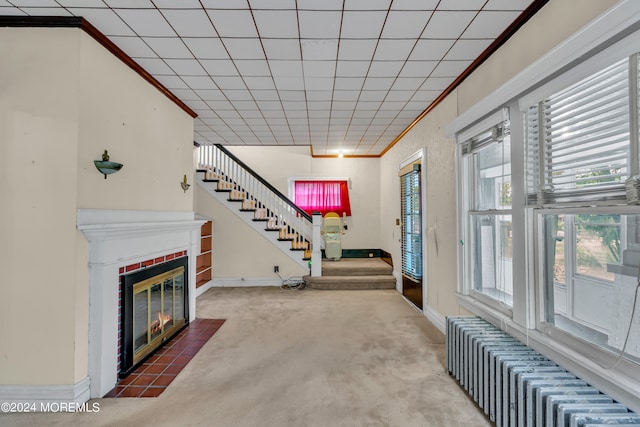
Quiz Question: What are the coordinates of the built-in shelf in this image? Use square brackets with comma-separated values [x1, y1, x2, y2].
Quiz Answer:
[196, 221, 212, 288]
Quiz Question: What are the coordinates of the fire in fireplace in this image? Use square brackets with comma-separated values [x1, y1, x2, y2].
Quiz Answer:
[120, 257, 189, 377]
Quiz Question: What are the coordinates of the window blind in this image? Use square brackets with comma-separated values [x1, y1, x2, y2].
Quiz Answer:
[401, 168, 422, 281]
[526, 57, 631, 205]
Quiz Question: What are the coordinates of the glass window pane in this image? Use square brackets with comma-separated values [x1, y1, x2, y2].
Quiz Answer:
[472, 214, 513, 305]
[543, 212, 640, 365]
[475, 138, 511, 210]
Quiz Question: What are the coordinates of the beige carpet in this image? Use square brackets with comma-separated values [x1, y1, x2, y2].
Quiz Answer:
[3, 287, 491, 427]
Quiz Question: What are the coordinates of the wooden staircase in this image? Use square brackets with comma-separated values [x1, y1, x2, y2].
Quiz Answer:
[303, 258, 397, 290]
[199, 167, 312, 262]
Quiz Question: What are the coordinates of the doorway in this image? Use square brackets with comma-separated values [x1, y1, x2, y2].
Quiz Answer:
[400, 156, 423, 309]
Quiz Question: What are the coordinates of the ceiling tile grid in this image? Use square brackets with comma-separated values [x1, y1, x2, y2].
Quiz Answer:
[4, 0, 536, 155]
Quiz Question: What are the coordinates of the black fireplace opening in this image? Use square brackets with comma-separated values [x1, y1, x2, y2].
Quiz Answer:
[120, 256, 189, 378]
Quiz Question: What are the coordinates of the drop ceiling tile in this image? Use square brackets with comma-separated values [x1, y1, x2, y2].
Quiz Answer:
[257, 100, 282, 110]
[253, 10, 298, 38]
[282, 101, 306, 111]
[305, 77, 334, 91]
[341, 11, 386, 38]
[380, 101, 407, 110]
[368, 61, 404, 78]
[251, 89, 280, 100]
[306, 90, 332, 101]
[182, 75, 218, 90]
[165, 59, 207, 75]
[298, 0, 342, 10]
[338, 40, 377, 62]
[484, 0, 532, 10]
[422, 11, 476, 39]
[103, 0, 154, 7]
[200, 59, 238, 76]
[333, 101, 357, 110]
[391, 0, 438, 10]
[303, 61, 336, 78]
[234, 59, 271, 77]
[185, 100, 209, 110]
[431, 60, 472, 77]
[404, 100, 430, 110]
[409, 39, 455, 61]
[211, 75, 245, 90]
[134, 58, 174, 75]
[180, 38, 228, 59]
[463, 11, 520, 39]
[411, 90, 439, 102]
[222, 38, 265, 60]
[114, 9, 175, 37]
[206, 9, 258, 38]
[207, 99, 234, 110]
[358, 91, 387, 101]
[363, 77, 394, 91]
[55, 0, 105, 6]
[161, 9, 217, 37]
[154, 75, 188, 89]
[154, 0, 202, 7]
[262, 111, 286, 120]
[171, 89, 201, 101]
[269, 60, 303, 78]
[244, 76, 276, 90]
[384, 90, 414, 102]
[355, 100, 383, 110]
[198, 89, 226, 100]
[399, 60, 438, 78]
[332, 90, 360, 101]
[301, 39, 338, 61]
[20, 7, 71, 15]
[262, 39, 301, 61]
[445, 39, 493, 60]
[216, 109, 241, 119]
[298, 10, 341, 39]
[420, 76, 455, 90]
[274, 76, 304, 90]
[309, 110, 330, 118]
[344, 0, 390, 10]
[336, 61, 371, 78]
[0, 7, 25, 15]
[221, 89, 252, 100]
[381, 10, 431, 39]
[201, 0, 249, 8]
[373, 39, 415, 61]
[67, 8, 135, 36]
[279, 90, 305, 101]
[142, 37, 192, 58]
[110, 36, 157, 58]
[333, 77, 364, 91]
[391, 77, 425, 91]
[249, 0, 296, 9]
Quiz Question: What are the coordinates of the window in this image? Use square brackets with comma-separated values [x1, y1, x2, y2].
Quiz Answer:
[460, 113, 513, 306]
[293, 180, 352, 217]
[525, 51, 640, 364]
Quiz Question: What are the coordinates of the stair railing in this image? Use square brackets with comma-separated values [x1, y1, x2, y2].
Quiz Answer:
[197, 143, 315, 260]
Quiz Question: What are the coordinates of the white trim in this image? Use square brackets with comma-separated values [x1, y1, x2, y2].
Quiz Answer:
[423, 305, 446, 334]
[445, 0, 640, 137]
[212, 277, 287, 287]
[0, 377, 91, 411]
[399, 149, 422, 169]
[456, 110, 504, 144]
[195, 280, 214, 297]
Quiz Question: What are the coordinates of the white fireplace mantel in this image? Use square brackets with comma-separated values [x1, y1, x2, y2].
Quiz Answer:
[77, 209, 205, 398]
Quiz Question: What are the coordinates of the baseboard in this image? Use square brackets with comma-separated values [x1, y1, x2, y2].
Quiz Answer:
[212, 277, 286, 287]
[195, 280, 214, 297]
[0, 377, 91, 412]
[423, 305, 446, 334]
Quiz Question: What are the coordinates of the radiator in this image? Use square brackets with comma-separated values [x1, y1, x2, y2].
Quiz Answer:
[446, 316, 640, 427]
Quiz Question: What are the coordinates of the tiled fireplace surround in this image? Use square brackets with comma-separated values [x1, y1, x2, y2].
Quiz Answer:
[78, 209, 205, 399]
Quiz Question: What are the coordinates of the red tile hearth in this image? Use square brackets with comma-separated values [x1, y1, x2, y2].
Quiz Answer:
[105, 318, 225, 398]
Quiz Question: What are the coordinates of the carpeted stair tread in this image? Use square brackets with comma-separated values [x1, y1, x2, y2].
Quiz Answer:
[321, 258, 392, 277]
[303, 275, 396, 290]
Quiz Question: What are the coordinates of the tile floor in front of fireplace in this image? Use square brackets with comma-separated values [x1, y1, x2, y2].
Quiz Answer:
[105, 318, 225, 398]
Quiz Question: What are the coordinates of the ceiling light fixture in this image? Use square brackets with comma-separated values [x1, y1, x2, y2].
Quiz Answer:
[94, 150, 123, 179]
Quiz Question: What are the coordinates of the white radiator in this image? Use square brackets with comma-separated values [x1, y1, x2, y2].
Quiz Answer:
[446, 316, 640, 427]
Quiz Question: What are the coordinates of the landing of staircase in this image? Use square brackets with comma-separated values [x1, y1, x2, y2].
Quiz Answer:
[304, 258, 396, 290]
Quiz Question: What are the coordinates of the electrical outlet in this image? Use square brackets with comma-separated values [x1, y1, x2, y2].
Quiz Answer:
[274, 266, 279, 273]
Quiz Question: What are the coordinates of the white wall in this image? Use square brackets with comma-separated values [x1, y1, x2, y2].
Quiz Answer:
[0, 26, 194, 389]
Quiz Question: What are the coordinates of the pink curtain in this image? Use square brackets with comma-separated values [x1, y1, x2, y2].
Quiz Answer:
[294, 181, 352, 217]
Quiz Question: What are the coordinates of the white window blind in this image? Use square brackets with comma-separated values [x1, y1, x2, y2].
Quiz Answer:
[401, 168, 422, 281]
[526, 57, 631, 205]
